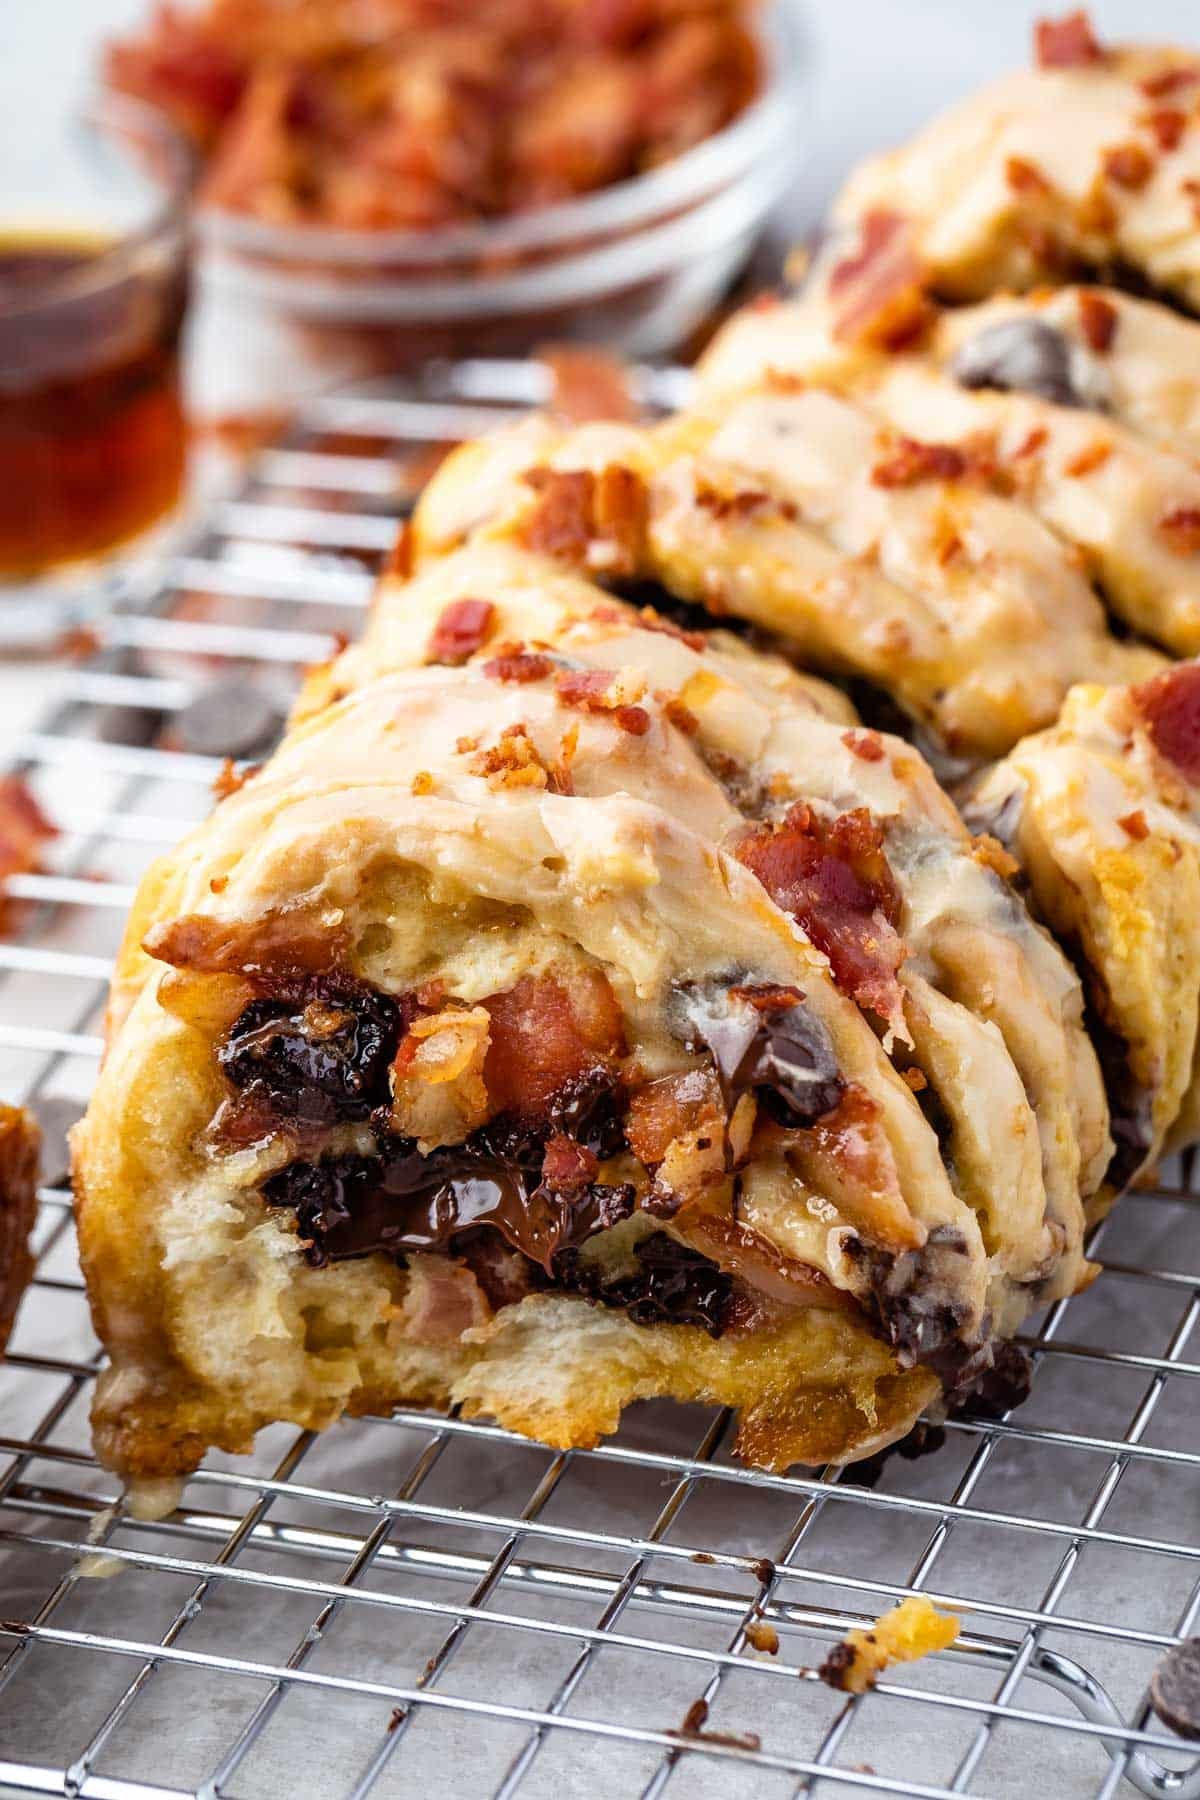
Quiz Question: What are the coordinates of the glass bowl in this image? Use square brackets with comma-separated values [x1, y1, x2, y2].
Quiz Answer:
[188, 0, 812, 421]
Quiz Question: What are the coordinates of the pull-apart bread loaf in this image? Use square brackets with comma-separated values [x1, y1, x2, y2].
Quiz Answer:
[410, 400, 1160, 764]
[72, 540, 1110, 1480]
[968, 662, 1200, 1191]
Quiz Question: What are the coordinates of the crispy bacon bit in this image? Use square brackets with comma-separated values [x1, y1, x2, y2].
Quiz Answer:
[0, 776, 56, 933]
[145, 911, 350, 983]
[872, 437, 967, 489]
[695, 484, 782, 522]
[427, 598, 495, 665]
[663, 695, 700, 736]
[541, 345, 636, 423]
[1077, 290, 1118, 352]
[483, 971, 624, 1123]
[971, 833, 1020, 880]
[213, 757, 259, 801]
[1119, 809, 1150, 840]
[1102, 142, 1155, 189]
[483, 650, 554, 684]
[842, 728, 886, 763]
[1015, 425, 1050, 459]
[1034, 11, 1103, 69]
[902, 1066, 928, 1092]
[520, 464, 648, 576]
[827, 209, 932, 351]
[727, 981, 807, 1013]
[469, 723, 553, 790]
[384, 520, 414, 581]
[625, 1067, 724, 1167]
[1005, 155, 1052, 195]
[734, 804, 906, 1023]
[1158, 506, 1200, 555]
[541, 1131, 599, 1190]
[411, 770, 434, 796]
[555, 666, 649, 733]
[1140, 66, 1199, 99]
[639, 606, 705, 652]
[1141, 107, 1188, 153]
[1065, 440, 1112, 477]
[1185, 178, 1200, 224]
[1132, 664, 1200, 782]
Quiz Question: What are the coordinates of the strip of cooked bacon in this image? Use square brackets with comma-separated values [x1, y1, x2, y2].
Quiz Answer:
[427, 598, 496, 665]
[1132, 663, 1200, 782]
[1034, 11, 1103, 69]
[734, 805, 906, 1027]
[0, 776, 56, 933]
[483, 971, 625, 1123]
[827, 210, 931, 350]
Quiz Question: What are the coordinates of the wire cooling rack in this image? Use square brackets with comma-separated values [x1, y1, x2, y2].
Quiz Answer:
[2, 361, 1200, 1800]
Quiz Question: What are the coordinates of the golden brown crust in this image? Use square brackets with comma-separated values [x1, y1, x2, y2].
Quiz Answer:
[0, 1104, 40, 1357]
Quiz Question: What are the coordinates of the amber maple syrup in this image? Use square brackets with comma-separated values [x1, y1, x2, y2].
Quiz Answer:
[0, 228, 188, 578]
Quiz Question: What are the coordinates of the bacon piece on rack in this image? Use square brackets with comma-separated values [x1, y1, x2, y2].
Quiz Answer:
[1132, 663, 1200, 782]
[483, 972, 625, 1123]
[0, 776, 57, 935]
[827, 210, 931, 351]
[1034, 11, 1103, 69]
[427, 598, 496, 665]
[735, 805, 906, 1025]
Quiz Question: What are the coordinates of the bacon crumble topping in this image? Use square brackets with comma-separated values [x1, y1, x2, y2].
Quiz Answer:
[1158, 507, 1200, 556]
[872, 438, 968, 490]
[735, 805, 907, 1024]
[1102, 142, 1155, 189]
[827, 209, 932, 351]
[1077, 290, 1118, 352]
[483, 650, 555, 684]
[1132, 664, 1200, 782]
[520, 464, 648, 576]
[1034, 11, 1104, 70]
[428, 598, 496, 666]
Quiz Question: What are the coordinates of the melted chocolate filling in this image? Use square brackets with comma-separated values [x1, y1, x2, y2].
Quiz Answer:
[220, 987, 404, 1125]
[263, 1116, 635, 1275]
[556, 1231, 733, 1337]
[667, 978, 846, 1126]
[843, 1224, 974, 1369]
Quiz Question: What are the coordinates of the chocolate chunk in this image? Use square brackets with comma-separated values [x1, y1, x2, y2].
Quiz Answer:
[954, 1340, 1033, 1421]
[1151, 1638, 1200, 1740]
[557, 1230, 733, 1336]
[952, 318, 1082, 407]
[846, 1224, 974, 1367]
[546, 1066, 626, 1159]
[263, 1124, 636, 1276]
[220, 989, 403, 1125]
[668, 978, 845, 1126]
[176, 678, 283, 759]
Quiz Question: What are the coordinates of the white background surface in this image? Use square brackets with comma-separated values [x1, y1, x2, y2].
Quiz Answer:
[4, 0, 1200, 734]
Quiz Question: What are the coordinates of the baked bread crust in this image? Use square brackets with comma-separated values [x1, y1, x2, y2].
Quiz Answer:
[0, 1104, 40, 1356]
[967, 662, 1200, 1191]
[73, 542, 1104, 1480]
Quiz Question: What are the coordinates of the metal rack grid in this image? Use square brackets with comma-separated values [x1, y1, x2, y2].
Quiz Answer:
[1, 361, 1200, 1800]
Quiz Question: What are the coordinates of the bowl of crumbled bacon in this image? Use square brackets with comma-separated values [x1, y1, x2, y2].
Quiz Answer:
[105, 0, 807, 384]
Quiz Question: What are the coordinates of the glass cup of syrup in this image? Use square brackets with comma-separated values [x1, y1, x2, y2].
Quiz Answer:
[0, 93, 193, 647]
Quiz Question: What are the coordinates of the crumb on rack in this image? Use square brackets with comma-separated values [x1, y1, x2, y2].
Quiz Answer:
[817, 1595, 960, 1695]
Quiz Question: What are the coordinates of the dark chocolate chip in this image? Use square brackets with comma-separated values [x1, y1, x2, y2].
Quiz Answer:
[176, 678, 283, 759]
[668, 977, 845, 1126]
[952, 318, 1083, 407]
[1151, 1638, 1200, 1740]
[220, 989, 403, 1125]
[557, 1230, 733, 1336]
